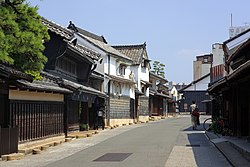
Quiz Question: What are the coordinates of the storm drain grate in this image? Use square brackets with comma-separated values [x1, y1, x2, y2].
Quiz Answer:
[186, 144, 200, 147]
[93, 153, 133, 162]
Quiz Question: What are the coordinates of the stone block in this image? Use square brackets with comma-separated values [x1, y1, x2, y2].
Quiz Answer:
[87, 133, 92, 137]
[6, 153, 24, 161]
[32, 149, 41, 154]
[65, 138, 72, 142]
[41, 145, 49, 151]
[54, 141, 61, 146]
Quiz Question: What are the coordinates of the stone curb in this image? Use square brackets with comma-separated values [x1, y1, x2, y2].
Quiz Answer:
[228, 141, 250, 162]
[205, 131, 250, 166]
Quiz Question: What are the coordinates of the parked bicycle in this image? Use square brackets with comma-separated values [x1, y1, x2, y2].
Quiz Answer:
[203, 117, 231, 135]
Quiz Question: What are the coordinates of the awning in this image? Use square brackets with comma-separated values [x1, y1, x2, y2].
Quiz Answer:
[13, 79, 72, 94]
[61, 79, 107, 98]
[107, 74, 135, 84]
[141, 80, 152, 87]
[227, 59, 250, 81]
[155, 92, 171, 99]
[207, 77, 227, 93]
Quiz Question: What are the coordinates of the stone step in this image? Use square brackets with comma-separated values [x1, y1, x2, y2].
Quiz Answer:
[1, 153, 25, 161]
[216, 141, 250, 166]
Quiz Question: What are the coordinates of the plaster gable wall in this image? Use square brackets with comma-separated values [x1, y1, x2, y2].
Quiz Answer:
[185, 75, 210, 91]
[140, 65, 149, 81]
[75, 34, 106, 74]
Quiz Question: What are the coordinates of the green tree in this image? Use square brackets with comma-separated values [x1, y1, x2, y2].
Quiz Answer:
[152, 60, 165, 78]
[0, 0, 50, 79]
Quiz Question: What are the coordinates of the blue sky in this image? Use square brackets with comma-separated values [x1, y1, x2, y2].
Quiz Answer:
[29, 0, 250, 84]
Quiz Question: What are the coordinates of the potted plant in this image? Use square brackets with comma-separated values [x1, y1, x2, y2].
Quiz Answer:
[80, 124, 89, 131]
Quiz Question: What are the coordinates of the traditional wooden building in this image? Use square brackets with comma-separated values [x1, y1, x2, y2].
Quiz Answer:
[0, 64, 32, 156]
[42, 18, 106, 132]
[67, 22, 135, 127]
[208, 29, 250, 136]
[149, 72, 170, 116]
[113, 43, 151, 123]
[0, 63, 71, 156]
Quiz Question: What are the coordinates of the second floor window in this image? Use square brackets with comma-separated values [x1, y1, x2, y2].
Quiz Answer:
[56, 58, 77, 75]
[118, 64, 126, 76]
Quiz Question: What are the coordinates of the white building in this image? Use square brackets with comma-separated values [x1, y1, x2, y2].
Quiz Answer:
[229, 25, 250, 38]
[68, 22, 136, 126]
[113, 43, 151, 122]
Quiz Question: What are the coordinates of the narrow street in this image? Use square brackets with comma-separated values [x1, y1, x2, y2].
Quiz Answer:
[0, 115, 231, 167]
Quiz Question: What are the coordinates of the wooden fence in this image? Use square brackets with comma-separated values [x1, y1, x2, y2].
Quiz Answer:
[0, 127, 18, 156]
[9, 100, 64, 142]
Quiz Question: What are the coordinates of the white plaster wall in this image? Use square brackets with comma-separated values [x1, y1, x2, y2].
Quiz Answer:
[170, 86, 178, 100]
[9, 90, 64, 102]
[185, 75, 210, 91]
[109, 57, 117, 76]
[121, 84, 130, 96]
[75, 34, 105, 54]
[124, 66, 131, 79]
[130, 86, 135, 99]
[140, 65, 149, 81]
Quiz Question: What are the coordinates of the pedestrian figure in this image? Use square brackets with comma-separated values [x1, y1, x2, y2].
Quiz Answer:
[190, 101, 199, 130]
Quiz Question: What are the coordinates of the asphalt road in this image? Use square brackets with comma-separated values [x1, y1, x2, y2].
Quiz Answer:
[46, 117, 186, 167]
[1, 115, 231, 167]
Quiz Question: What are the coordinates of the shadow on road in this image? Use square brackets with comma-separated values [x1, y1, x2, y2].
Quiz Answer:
[181, 125, 230, 167]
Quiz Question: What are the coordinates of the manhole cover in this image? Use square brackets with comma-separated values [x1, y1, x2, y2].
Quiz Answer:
[93, 153, 132, 162]
[186, 144, 200, 147]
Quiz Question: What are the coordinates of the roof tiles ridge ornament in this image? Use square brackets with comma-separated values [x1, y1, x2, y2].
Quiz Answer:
[42, 17, 74, 40]
[112, 43, 146, 48]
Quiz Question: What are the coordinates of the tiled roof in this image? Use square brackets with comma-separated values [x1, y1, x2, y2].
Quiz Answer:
[75, 26, 108, 43]
[227, 38, 250, 63]
[112, 43, 148, 65]
[149, 71, 168, 83]
[42, 18, 101, 61]
[15, 79, 72, 94]
[78, 34, 132, 62]
[41, 71, 106, 97]
[42, 17, 74, 40]
[68, 42, 101, 61]
[61, 78, 106, 97]
[0, 64, 33, 81]
[66, 21, 131, 62]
